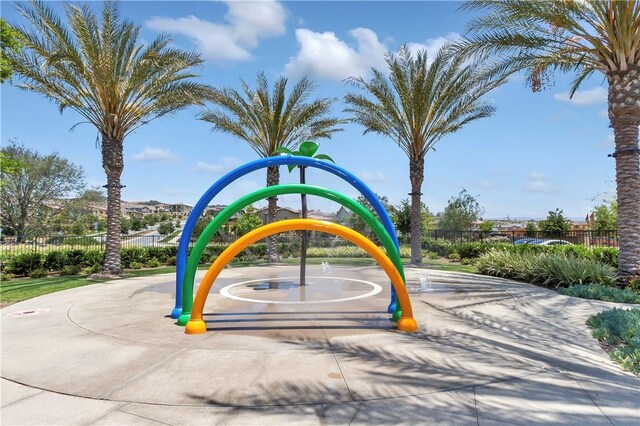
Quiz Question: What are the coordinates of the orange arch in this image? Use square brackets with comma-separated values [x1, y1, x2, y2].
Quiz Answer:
[185, 219, 418, 334]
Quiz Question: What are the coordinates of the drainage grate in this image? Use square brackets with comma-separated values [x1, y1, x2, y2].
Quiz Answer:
[6, 308, 49, 318]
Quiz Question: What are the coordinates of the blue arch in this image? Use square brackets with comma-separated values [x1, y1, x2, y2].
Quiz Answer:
[172, 155, 400, 318]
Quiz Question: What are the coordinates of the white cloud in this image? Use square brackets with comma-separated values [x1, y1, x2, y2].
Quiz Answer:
[132, 146, 176, 161]
[196, 157, 241, 174]
[406, 32, 462, 63]
[553, 86, 607, 106]
[284, 27, 387, 80]
[525, 171, 556, 193]
[358, 170, 387, 183]
[146, 0, 286, 62]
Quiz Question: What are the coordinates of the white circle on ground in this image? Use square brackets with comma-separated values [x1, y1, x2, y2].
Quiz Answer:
[219, 276, 382, 305]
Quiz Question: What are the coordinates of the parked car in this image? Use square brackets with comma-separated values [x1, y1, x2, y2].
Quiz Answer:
[514, 238, 535, 245]
[536, 239, 572, 246]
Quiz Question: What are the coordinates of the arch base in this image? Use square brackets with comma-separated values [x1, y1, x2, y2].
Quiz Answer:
[397, 317, 418, 332]
[185, 320, 207, 335]
[170, 307, 182, 319]
[177, 313, 191, 326]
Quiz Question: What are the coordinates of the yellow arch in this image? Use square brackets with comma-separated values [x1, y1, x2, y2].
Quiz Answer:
[186, 219, 418, 334]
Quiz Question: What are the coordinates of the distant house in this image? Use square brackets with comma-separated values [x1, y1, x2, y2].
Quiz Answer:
[571, 221, 590, 231]
[255, 207, 301, 224]
[307, 209, 335, 222]
[335, 206, 352, 224]
[122, 203, 152, 217]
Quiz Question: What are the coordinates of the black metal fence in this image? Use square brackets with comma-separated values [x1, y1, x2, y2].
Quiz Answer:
[0, 229, 619, 257]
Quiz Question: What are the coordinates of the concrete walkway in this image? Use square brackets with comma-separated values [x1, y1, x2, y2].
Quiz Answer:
[1, 266, 638, 425]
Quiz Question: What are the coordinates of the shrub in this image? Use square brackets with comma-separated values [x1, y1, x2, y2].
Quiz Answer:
[586, 308, 640, 375]
[82, 264, 102, 275]
[307, 246, 368, 258]
[129, 261, 143, 269]
[628, 277, 640, 293]
[476, 250, 616, 288]
[44, 251, 67, 271]
[559, 284, 640, 304]
[7, 253, 43, 276]
[1, 273, 13, 281]
[61, 265, 82, 276]
[147, 258, 162, 268]
[66, 249, 86, 268]
[448, 253, 461, 262]
[29, 268, 48, 278]
[82, 250, 104, 267]
[421, 238, 455, 256]
[121, 248, 148, 268]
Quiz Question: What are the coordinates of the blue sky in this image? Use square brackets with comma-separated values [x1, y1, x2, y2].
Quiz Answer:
[1, 1, 615, 219]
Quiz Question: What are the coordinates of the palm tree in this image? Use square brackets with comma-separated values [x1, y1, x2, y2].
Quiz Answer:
[456, 0, 640, 279]
[9, 1, 212, 275]
[345, 47, 504, 264]
[200, 73, 343, 263]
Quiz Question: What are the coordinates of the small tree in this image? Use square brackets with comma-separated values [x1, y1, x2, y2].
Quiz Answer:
[130, 217, 145, 232]
[234, 206, 263, 236]
[158, 221, 175, 236]
[120, 218, 131, 235]
[0, 142, 85, 240]
[0, 19, 21, 83]
[591, 201, 618, 232]
[525, 221, 538, 238]
[393, 198, 432, 237]
[479, 221, 494, 233]
[438, 189, 485, 231]
[349, 194, 395, 243]
[539, 209, 571, 235]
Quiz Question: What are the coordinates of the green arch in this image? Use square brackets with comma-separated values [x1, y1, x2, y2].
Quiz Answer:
[177, 184, 405, 326]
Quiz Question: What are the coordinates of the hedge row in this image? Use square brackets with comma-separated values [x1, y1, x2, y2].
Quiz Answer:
[0, 243, 310, 277]
[421, 238, 618, 268]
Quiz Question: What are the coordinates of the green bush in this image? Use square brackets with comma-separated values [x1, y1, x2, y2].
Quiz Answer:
[587, 308, 640, 375]
[448, 253, 461, 262]
[1, 273, 13, 281]
[44, 251, 67, 271]
[29, 268, 48, 278]
[421, 238, 456, 256]
[476, 250, 616, 288]
[129, 261, 143, 270]
[61, 265, 82, 276]
[83, 264, 102, 275]
[121, 247, 149, 268]
[147, 258, 162, 268]
[7, 253, 43, 276]
[307, 246, 369, 258]
[559, 284, 640, 304]
[65, 249, 86, 268]
[82, 250, 104, 267]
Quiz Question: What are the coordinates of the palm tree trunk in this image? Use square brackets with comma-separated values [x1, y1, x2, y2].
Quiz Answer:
[300, 166, 307, 286]
[409, 156, 424, 265]
[266, 165, 279, 263]
[102, 137, 123, 275]
[608, 69, 640, 278]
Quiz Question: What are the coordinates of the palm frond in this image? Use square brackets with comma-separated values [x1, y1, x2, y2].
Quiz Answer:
[200, 72, 343, 158]
[9, 0, 210, 142]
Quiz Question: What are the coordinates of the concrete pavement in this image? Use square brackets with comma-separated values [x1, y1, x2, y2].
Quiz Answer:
[1, 266, 638, 425]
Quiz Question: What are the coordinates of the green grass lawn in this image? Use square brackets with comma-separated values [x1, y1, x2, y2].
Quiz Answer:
[0, 257, 476, 306]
